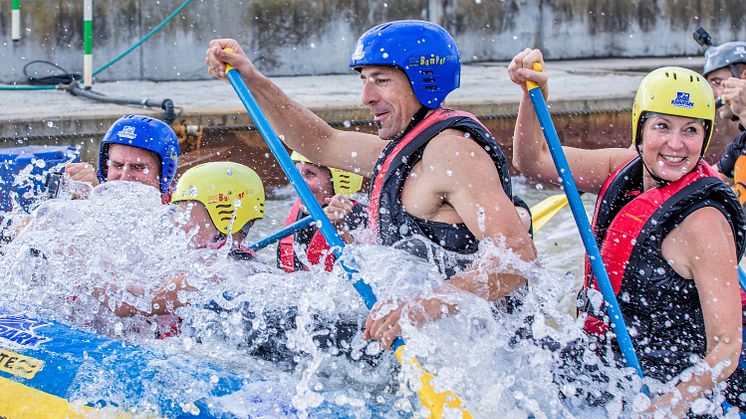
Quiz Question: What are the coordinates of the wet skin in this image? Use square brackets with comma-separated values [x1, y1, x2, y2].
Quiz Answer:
[297, 162, 334, 205]
[206, 38, 537, 352]
[106, 144, 161, 189]
[177, 201, 222, 249]
[64, 144, 161, 191]
[359, 66, 421, 141]
[706, 67, 746, 120]
[638, 114, 706, 189]
[511, 48, 742, 416]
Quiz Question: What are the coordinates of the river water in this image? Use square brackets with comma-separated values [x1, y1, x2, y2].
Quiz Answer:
[0, 173, 697, 418]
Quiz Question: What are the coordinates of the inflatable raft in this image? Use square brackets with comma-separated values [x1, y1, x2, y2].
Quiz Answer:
[0, 307, 295, 417]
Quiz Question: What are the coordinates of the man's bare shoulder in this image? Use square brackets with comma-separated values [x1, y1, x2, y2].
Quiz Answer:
[418, 129, 504, 195]
[422, 128, 497, 167]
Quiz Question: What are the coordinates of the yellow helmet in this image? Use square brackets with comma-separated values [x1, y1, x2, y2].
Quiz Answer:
[290, 151, 363, 196]
[171, 162, 265, 235]
[631, 66, 715, 155]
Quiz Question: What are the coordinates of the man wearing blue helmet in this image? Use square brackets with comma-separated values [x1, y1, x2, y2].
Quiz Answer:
[206, 20, 536, 350]
[65, 115, 180, 198]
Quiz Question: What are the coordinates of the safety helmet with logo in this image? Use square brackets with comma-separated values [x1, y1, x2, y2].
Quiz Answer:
[171, 162, 265, 235]
[291, 151, 363, 196]
[631, 66, 715, 156]
[349, 20, 460, 109]
[703, 41, 746, 78]
[97, 115, 180, 194]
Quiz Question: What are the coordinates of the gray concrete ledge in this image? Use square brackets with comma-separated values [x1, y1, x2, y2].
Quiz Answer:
[0, 56, 704, 140]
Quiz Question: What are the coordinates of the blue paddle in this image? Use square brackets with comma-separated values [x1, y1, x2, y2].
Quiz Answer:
[249, 215, 313, 251]
[222, 50, 472, 418]
[525, 64, 646, 380]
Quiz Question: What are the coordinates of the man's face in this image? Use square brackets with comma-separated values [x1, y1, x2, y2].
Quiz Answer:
[359, 66, 422, 140]
[707, 67, 737, 119]
[106, 144, 161, 190]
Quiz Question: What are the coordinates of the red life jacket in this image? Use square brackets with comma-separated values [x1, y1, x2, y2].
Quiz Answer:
[581, 157, 746, 336]
[367, 108, 512, 257]
[278, 199, 335, 273]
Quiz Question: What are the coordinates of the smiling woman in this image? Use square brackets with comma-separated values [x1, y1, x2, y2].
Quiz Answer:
[511, 49, 746, 415]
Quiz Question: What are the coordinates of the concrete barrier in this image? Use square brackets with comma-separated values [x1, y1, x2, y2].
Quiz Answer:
[1, 0, 744, 83]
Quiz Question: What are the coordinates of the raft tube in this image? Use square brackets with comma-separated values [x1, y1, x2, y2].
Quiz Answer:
[0, 307, 294, 417]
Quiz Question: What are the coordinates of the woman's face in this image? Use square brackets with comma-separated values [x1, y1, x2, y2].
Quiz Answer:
[297, 162, 334, 204]
[640, 114, 706, 183]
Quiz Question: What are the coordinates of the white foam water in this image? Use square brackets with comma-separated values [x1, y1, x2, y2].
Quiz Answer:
[1, 177, 726, 417]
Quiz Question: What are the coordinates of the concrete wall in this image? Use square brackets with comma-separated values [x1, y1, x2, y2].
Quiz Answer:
[1, 0, 744, 83]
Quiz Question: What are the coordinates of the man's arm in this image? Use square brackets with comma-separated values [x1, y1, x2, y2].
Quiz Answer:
[206, 39, 384, 177]
[364, 133, 539, 349]
[509, 48, 635, 194]
[428, 133, 537, 300]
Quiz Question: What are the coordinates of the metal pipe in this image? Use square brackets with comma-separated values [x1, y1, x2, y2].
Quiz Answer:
[66, 82, 176, 124]
[12, 0, 21, 41]
[83, 0, 93, 88]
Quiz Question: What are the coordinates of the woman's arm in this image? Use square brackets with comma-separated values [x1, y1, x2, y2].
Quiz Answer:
[655, 206, 743, 415]
[508, 48, 635, 194]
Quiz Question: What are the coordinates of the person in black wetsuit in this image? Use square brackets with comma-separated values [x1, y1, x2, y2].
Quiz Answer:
[511, 49, 746, 414]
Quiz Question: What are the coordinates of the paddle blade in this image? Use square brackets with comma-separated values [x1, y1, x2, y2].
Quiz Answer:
[395, 346, 473, 419]
[531, 194, 569, 232]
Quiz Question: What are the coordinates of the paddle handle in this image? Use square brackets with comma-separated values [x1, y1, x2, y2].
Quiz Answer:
[222, 54, 383, 311]
[222, 49, 471, 418]
[525, 63, 645, 380]
[248, 215, 314, 251]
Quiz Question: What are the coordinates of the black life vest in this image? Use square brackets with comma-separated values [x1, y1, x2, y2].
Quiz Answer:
[578, 156, 746, 381]
[367, 108, 513, 278]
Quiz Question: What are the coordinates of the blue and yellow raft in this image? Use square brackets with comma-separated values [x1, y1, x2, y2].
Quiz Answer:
[0, 307, 294, 417]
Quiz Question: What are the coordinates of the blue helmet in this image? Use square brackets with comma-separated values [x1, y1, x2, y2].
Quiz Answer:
[349, 20, 460, 109]
[97, 114, 180, 194]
